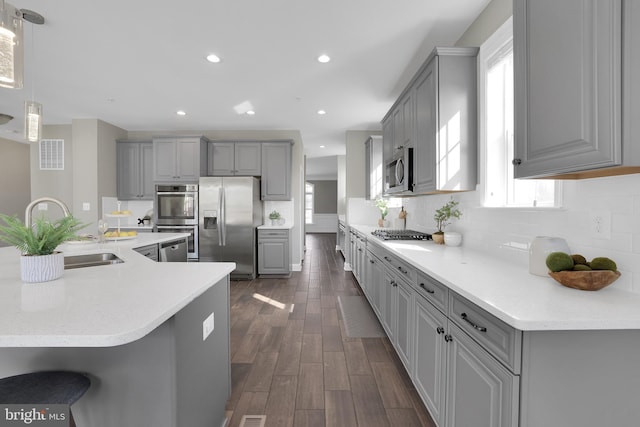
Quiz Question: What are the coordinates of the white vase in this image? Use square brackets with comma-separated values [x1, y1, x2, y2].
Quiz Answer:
[20, 252, 64, 283]
[529, 236, 570, 276]
[444, 231, 462, 247]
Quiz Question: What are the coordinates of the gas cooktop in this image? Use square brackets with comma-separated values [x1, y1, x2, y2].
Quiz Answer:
[371, 229, 432, 241]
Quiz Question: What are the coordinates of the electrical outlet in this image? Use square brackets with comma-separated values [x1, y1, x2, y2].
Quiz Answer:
[38, 203, 48, 211]
[82, 202, 90, 211]
[589, 211, 611, 239]
[202, 312, 214, 341]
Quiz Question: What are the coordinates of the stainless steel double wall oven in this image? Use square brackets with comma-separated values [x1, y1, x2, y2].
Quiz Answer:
[154, 184, 199, 260]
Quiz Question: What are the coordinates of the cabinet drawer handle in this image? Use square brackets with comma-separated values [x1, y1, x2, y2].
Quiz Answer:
[460, 313, 487, 332]
[419, 283, 435, 294]
[384, 256, 392, 262]
[436, 326, 445, 334]
[390, 280, 397, 287]
[444, 334, 453, 342]
[358, 248, 363, 252]
[397, 266, 407, 274]
[369, 260, 374, 264]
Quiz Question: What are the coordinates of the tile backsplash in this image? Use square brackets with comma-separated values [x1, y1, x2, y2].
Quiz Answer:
[351, 174, 640, 293]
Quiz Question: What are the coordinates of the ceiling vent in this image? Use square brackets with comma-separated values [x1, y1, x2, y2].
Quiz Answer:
[39, 139, 64, 170]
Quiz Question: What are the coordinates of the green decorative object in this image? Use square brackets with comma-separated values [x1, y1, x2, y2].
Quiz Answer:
[433, 198, 462, 244]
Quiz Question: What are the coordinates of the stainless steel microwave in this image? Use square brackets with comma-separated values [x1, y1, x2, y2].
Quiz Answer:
[385, 147, 413, 195]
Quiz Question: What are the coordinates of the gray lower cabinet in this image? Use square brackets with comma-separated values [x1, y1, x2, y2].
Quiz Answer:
[365, 248, 384, 319]
[258, 229, 290, 276]
[153, 136, 207, 182]
[117, 140, 154, 200]
[208, 141, 262, 176]
[446, 322, 519, 427]
[261, 141, 292, 200]
[414, 293, 448, 426]
[512, 0, 640, 179]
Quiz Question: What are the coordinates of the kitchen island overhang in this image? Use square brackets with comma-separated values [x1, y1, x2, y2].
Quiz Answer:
[0, 234, 234, 427]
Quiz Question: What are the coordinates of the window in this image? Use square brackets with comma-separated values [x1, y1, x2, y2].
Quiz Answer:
[481, 17, 560, 208]
[305, 182, 314, 224]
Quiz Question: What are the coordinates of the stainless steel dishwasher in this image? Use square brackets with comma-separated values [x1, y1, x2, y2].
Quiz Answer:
[159, 238, 188, 262]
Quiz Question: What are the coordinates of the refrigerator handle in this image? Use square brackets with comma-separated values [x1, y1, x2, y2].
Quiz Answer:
[221, 187, 226, 246]
[218, 189, 224, 246]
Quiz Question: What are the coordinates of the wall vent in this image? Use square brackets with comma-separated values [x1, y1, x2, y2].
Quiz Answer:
[39, 139, 64, 170]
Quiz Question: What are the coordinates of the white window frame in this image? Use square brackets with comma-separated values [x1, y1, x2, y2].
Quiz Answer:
[479, 16, 562, 209]
[305, 182, 314, 224]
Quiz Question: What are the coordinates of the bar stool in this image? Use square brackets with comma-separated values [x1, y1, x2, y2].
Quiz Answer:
[0, 371, 90, 427]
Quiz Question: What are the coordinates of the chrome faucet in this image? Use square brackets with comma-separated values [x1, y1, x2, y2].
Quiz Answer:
[25, 197, 72, 227]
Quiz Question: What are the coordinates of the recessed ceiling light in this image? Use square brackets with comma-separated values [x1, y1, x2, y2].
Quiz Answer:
[246, 110, 255, 115]
[320, 145, 326, 148]
[317, 54, 331, 63]
[317, 110, 326, 115]
[206, 54, 221, 63]
[176, 110, 186, 116]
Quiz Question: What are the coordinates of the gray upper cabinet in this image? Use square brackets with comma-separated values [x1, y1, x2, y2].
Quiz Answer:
[117, 140, 154, 200]
[513, 0, 640, 179]
[153, 136, 207, 182]
[413, 48, 478, 194]
[261, 141, 292, 200]
[381, 47, 478, 195]
[208, 141, 262, 176]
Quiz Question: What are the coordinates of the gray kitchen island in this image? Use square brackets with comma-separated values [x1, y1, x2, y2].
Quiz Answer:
[0, 234, 235, 427]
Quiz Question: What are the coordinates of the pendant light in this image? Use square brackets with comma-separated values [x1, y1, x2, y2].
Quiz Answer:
[0, 0, 23, 89]
[23, 9, 44, 142]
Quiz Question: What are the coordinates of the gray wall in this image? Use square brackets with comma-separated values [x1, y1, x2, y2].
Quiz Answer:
[455, 0, 512, 47]
[30, 125, 74, 219]
[0, 138, 31, 229]
[308, 180, 337, 214]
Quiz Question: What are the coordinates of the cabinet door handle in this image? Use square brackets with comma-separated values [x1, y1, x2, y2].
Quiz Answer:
[397, 266, 407, 274]
[384, 256, 392, 262]
[512, 158, 522, 166]
[444, 334, 453, 342]
[369, 260, 374, 264]
[390, 280, 397, 287]
[460, 313, 487, 332]
[358, 248, 363, 252]
[436, 326, 445, 334]
[419, 283, 435, 294]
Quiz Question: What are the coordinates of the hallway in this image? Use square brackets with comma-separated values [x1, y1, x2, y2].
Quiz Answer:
[225, 233, 436, 427]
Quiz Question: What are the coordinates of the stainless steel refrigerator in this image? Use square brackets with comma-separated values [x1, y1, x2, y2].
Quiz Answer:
[198, 177, 263, 279]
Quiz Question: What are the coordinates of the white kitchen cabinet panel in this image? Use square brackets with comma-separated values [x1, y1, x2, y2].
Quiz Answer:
[513, 0, 640, 178]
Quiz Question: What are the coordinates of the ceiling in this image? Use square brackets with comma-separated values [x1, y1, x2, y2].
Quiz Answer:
[0, 0, 489, 159]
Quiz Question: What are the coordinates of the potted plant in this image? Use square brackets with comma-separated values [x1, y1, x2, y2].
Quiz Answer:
[268, 210, 281, 226]
[375, 198, 389, 227]
[0, 214, 87, 283]
[433, 198, 462, 244]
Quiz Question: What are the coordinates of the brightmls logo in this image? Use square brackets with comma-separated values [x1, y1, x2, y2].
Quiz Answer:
[0, 405, 68, 426]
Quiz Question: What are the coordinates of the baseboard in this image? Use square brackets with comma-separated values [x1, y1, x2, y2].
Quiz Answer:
[344, 262, 352, 271]
[292, 263, 302, 272]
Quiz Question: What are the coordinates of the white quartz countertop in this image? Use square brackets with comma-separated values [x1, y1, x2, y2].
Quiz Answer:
[349, 224, 640, 331]
[0, 233, 235, 347]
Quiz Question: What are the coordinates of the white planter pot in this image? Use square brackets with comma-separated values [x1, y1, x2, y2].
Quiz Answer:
[444, 231, 462, 247]
[20, 252, 64, 283]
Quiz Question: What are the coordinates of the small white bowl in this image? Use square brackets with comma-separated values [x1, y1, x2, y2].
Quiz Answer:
[444, 231, 462, 247]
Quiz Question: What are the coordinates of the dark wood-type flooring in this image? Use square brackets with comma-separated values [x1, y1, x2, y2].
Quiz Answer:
[225, 233, 436, 427]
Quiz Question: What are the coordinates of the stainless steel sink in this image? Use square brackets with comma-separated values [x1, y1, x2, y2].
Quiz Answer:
[64, 253, 124, 269]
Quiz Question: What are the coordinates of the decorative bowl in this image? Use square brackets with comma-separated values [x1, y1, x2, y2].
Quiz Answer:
[548, 270, 621, 291]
